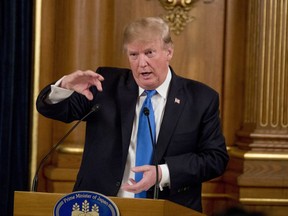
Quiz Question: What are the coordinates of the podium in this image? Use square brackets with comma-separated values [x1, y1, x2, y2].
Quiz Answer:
[14, 191, 205, 216]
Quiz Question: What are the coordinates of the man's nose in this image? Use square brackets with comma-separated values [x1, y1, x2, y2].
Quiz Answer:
[139, 55, 148, 67]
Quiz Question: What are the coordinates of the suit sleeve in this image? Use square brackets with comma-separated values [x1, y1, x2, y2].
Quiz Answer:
[36, 82, 96, 123]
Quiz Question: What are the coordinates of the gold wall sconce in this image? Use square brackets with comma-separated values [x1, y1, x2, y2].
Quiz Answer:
[158, 0, 199, 35]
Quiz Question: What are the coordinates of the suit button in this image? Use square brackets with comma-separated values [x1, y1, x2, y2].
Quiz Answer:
[116, 181, 121, 187]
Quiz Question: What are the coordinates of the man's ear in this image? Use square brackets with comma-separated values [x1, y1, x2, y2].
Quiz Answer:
[167, 47, 174, 60]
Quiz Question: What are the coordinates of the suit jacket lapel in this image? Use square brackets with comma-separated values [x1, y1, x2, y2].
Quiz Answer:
[116, 73, 138, 167]
[157, 72, 186, 161]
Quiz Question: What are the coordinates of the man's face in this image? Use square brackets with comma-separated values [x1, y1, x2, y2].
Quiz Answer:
[126, 38, 173, 90]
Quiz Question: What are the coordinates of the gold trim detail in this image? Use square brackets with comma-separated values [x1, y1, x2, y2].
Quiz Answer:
[56, 144, 288, 160]
[57, 144, 84, 154]
[240, 198, 288, 205]
[158, 0, 198, 35]
[202, 193, 238, 201]
[228, 146, 288, 160]
[31, 0, 42, 188]
[203, 193, 288, 205]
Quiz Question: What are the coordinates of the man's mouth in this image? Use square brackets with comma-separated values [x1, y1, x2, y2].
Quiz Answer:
[140, 72, 152, 77]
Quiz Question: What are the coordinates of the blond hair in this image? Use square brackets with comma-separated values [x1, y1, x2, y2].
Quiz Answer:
[123, 17, 173, 51]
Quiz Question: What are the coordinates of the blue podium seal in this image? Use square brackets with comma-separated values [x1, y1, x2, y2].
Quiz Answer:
[53, 191, 120, 216]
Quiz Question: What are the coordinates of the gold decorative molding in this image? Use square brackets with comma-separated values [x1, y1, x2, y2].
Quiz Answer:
[240, 198, 288, 205]
[158, 0, 198, 35]
[57, 143, 84, 154]
[202, 193, 238, 201]
[228, 146, 288, 160]
[31, 0, 43, 187]
[58, 145, 288, 160]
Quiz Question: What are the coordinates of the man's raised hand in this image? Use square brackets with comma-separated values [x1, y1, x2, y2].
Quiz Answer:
[60, 70, 104, 100]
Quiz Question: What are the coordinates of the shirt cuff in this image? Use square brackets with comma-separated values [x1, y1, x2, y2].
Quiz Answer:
[47, 76, 74, 104]
[159, 164, 170, 191]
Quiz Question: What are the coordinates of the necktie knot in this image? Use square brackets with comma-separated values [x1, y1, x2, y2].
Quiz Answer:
[144, 90, 157, 99]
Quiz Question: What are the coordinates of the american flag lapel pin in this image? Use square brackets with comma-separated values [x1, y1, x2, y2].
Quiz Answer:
[174, 97, 180, 104]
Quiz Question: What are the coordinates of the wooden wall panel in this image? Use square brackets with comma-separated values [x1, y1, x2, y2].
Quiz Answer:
[35, 0, 56, 191]
[223, 0, 247, 146]
[51, 0, 117, 146]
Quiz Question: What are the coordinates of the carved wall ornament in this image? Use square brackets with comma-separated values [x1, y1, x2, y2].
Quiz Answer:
[158, 0, 198, 35]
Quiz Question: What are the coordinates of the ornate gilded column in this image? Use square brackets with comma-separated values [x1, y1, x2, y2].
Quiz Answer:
[228, 0, 288, 214]
[237, 0, 288, 151]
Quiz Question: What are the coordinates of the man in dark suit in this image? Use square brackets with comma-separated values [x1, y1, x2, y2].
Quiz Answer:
[36, 17, 229, 212]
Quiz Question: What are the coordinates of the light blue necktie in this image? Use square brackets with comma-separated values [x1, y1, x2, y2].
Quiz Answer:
[135, 90, 157, 198]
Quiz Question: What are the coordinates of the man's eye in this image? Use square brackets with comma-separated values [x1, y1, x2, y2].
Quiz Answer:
[146, 50, 155, 57]
[129, 53, 138, 59]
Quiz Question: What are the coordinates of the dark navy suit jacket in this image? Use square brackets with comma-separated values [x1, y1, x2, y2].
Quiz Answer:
[36, 66, 229, 212]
